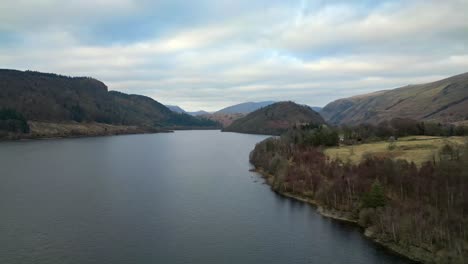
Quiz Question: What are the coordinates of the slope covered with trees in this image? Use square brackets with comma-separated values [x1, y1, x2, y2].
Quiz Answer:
[250, 126, 468, 263]
[0, 69, 218, 138]
[223, 101, 325, 135]
[321, 72, 468, 125]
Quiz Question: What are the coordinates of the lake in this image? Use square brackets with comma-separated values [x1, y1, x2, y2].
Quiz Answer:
[0, 130, 410, 263]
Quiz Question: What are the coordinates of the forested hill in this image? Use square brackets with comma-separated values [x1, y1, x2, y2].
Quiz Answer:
[223, 101, 325, 135]
[0, 69, 218, 130]
[321, 72, 468, 125]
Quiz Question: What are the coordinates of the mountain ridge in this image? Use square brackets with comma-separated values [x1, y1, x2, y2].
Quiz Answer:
[321, 72, 468, 125]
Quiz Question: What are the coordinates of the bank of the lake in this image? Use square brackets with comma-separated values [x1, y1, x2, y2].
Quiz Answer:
[0, 121, 223, 141]
[253, 168, 436, 264]
[0, 121, 165, 140]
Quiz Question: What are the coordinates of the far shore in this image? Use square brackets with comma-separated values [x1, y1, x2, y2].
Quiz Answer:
[0, 121, 221, 142]
[0, 130, 168, 142]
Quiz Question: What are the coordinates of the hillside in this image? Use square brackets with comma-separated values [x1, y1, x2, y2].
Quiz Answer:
[0, 69, 218, 138]
[223, 101, 325, 135]
[200, 113, 245, 127]
[250, 130, 468, 263]
[216, 101, 275, 114]
[321, 72, 468, 125]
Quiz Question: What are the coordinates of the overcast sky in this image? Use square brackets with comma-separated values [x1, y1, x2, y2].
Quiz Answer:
[1, 0, 467, 111]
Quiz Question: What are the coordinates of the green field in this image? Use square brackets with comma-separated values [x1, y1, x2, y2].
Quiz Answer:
[324, 136, 467, 166]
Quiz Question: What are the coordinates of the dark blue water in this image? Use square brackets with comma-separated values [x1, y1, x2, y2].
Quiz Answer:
[0, 130, 410, 263]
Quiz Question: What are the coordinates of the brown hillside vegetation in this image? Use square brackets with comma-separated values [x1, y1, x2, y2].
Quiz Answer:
[223, 101, 325, 135]
[200, 113, 245, 127]
[0, 121, 158, 140]
[321, 72, 468, 125]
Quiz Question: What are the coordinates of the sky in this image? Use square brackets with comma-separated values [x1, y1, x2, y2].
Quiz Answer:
[1, 0, 467, 111]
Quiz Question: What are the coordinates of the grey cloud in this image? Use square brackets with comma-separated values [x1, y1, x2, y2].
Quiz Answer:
[0, 0, 467, 111]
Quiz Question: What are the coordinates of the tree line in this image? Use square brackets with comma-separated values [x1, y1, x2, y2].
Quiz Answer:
[341, 117, 468, 144]
[0, 109, 30, 134]
[283, 117, 468, 147]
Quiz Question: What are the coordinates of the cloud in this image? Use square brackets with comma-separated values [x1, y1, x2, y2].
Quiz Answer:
[0, 0, 467, 111]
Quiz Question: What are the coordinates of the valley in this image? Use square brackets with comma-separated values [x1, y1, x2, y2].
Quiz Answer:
[1, 70, 468, 263]
[2, 1, 467, 263]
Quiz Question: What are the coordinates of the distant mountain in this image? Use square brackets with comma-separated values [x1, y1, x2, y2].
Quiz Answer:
[311, 106, 322, 112]
[188, 110, 211, 116]
[165, 106, 212, 117]
[165, 105, 186, 114]
[0, 69, 218, 137]
[321, 72, 468, 125]
[298, 104, 322, 112]
[216, 101, 276, 114]
[223, 101, 325, 135]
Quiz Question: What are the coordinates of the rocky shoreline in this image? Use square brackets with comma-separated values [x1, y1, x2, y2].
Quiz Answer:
[252, 168, 431, 264]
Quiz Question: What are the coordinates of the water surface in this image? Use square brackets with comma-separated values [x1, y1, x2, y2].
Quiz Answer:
[0, 130, 410, 263]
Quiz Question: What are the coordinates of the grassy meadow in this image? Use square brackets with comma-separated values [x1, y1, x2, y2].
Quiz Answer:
[324, 136, 467, 166]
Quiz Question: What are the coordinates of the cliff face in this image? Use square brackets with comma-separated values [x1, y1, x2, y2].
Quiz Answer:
[321, 72, 468, 125]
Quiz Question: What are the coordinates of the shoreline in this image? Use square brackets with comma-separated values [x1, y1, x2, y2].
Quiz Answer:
[251, 168, 426, 264]
[0, 121, 220, 142]
[0, 127, 222, 142]
[0, 130, 168, 142]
